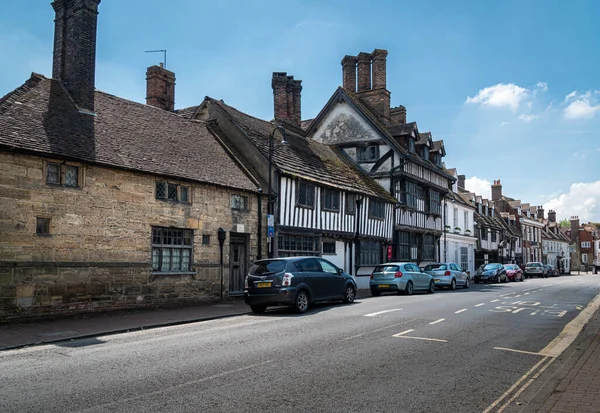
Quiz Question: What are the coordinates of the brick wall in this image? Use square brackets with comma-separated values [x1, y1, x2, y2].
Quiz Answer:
[0, 152, 259, 320]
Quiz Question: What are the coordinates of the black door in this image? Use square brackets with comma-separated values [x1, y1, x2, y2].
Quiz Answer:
[229, 236, 247, 296]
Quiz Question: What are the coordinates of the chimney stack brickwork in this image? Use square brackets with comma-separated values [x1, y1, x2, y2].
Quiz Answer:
[390, 106, 406, 124]
[146, 64, 176, 111]
[51, 0, 101, 112]
[491, 179, 503, 201]
[292, 80, 302, 125]
[548, 210, 557, 223]
[356, 52, 372, 92]
[537, 206, 545, 221]
[458, 175, 466, 191]
[341, 55, 357, 92]
[371, 49, 387, 90]
[272, 72, 302, 126]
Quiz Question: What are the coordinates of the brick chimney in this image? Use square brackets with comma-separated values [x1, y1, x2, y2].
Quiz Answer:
[537, 206, 544, 221]
[341, 55, 357, 92]
[570, 216, 580, 243]
[51, 0, 101, 112]
[371, 49, 387, 90]
[390, 106, 406, 124]
[491, 179, 503, 201]
[458, 175, 466, 191]
[548, 210, 556, 223]
[271, 72, 302, 126]
[356, 52, 371, 92]
[146, 64, 176, 111]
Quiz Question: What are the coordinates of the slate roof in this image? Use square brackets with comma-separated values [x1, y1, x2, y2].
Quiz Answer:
[0, 73, 258, 191]
[473, 210, 505, 231]
[300, 118, 314, 130]
[389, 122, 418, 137]
[416, 132, 431, 146]
[199, 97, 397, 202]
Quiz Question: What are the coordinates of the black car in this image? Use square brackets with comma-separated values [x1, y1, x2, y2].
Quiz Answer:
[474, 263, 508, 283]
[244, 257, 357, 314]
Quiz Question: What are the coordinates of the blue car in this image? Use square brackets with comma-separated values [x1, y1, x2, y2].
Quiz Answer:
[474, 263, 508, 284]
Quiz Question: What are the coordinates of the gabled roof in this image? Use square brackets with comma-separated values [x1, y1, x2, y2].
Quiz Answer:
[0, 73, 258, 191]
[196, 97, 397, 202]
[390, 122, 418, 137]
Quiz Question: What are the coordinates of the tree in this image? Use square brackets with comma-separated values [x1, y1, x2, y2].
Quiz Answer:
[559, 218, 570, 228]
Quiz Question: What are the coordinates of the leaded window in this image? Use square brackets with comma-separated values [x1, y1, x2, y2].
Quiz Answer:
[322, 188, 340, 211]
[46, 162, 79, 187]
[359, 240, 381, 265]
[346, 194, 356, 215]
[322, 241, 336, 254]
[278, 234, 319, 257]
[369, 198, 385, 219]
[231, 194, 248, 211]
[357, 145, 378, 162]
[491, 230, 497, 242]
[46, 163, 60, 184]
[36, 217, 51, 236]
[460, 247, 469, 272]
[297, 181, 315, 208]
[156, 181, 190, 204]
[399, 181, 419, 209]
[423, 234, 435, 261]
[397, 231, 411, 260]
[429, 190, 441, 215]
[152, 227, 193, 273]
[481, 227, 487, 240]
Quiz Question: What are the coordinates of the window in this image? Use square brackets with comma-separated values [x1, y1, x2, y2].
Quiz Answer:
[318, 258, 339, 274]
[397, 231, 410, 260]
[423, 235, 434, 261]
[582, 241, 591, 248]
[423, 147, 429, 161]
[359, 240, 381, 265]
[152, 227, 193, 273]
[322, 188, 340, 211]
[278, 234, 319, 257]
[464, 212, 469, 232]
[491, 231, 497, 242]
[297, 181, 315, 208]
[399, 181, 419, 209]
[346, 194, 356, 215]
[428, 190, 441, 215]
[202, 235, 210, 245]
[582, 254, 588, 263]
[156, 181, 190, 204]
[453, 208, 458, 228]
[231, 194, 248, 211]
[294, 258, 321, 272]
[46, 162, 80, 187]
[322, 241, 336, 254]
[408, 138, 415, 153]
[357, 145, 378, 162]
[460, 247, 468, 272]
[36, 217, 51, 236]
[369, 198, 385, 219]
[481, 227, 487, 240]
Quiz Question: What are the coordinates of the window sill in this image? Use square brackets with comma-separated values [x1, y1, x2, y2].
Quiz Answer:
[151, 271, 196, 276]
[156, 199, 191, 205]
[296, 204, 315, 210]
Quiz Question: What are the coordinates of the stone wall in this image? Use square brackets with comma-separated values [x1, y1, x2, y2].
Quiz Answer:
[0, 151, 261, 320]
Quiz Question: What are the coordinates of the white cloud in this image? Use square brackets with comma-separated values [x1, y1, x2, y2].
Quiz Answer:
[536, 82, 548, 91]
[543, 181, 600, 222]
[465, 83, 528, 111]
[518, 114, 538, 122]
[465, 176, 491, 199]
[563, 91, 600, 119]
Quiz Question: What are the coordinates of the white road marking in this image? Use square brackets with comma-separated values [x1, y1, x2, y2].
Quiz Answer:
[429, 318, 445, 325]
[514, 295, 522, 298]
[493, 347, 544, 356]
[524, 292, 530, 295]
[491, 299, 500, 303]
[576, 305, 584, 310]
[474, 303, 485, 307]
[395, 336, 448, 343]
[392, 329, 414, 337]
[341, 322, 412, 341]
[499, 293, 515, 297]
[455, 309, 468, 314]
[364, 308, 403, 317]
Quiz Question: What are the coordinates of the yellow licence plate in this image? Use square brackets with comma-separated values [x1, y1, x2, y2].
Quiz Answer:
[434, 279, 440, 283]
[256, 282, 272, 288]
[379, 284, 390, 288]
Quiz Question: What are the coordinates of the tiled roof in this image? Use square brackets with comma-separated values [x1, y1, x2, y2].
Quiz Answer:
[416, 131, 431, 146]
[300, 118, 314, 130]
[202, 97, 397, 202]
[0, 74, 258, 191]
[389, 122, 418, 137]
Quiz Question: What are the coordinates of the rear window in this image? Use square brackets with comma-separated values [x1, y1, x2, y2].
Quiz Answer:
[249, 260, 286, 275]
[483, 264, 499, 270]
[527, 263, 541, 267]
[504, 264, 517, 270]
[374, 265, 399, 273]
[424, 264, 446, 271]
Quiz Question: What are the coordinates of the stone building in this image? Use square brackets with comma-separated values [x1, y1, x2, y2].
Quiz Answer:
[0, 0, 262, 319]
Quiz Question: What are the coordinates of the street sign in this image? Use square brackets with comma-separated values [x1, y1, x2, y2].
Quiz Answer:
[267, 214, 274, 238]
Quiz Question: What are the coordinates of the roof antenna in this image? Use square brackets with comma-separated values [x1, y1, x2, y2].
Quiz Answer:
[145, 49, 167, 68]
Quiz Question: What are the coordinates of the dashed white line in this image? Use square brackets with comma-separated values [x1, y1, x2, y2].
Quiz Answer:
[429, 318, 445, 325]
[395, 336, 448, 343]
[524, 292, 530, 295]
[475, 303, 485, 307]
[493, 347, 544, 356]
[455, 309, 468, 314]
[393, 329, 414, 337]
[491, 299, 500, 303]
[514, 295, 522, 298]
[364, 308, 403, 317]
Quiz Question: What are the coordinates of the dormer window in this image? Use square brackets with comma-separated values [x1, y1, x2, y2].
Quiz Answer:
[423, 147, 429, 161]
[357, 145, 379, 162]
[408, 138, 415, 153]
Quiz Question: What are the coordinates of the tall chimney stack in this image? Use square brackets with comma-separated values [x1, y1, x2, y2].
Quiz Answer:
[390, 106, 406, 124]
[457, 175, 466, 191]
[570, 216, 580, 243]
[51, 0, 101, 112]
[537, 206, 545, 221]
[491, 179, 503, 201]
[146, 64, 176, 111]
[341, 55, 357, 92]
[356, 52, 371, 92]
[271, 72, 301, 126]
[548, 210, 556, 223]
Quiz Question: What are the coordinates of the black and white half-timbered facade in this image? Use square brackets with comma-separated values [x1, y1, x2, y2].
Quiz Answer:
[306, 49, 455, 272]
[179, 80, 396, 288]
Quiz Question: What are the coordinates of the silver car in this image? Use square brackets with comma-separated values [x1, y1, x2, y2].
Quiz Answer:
[524, 262, 547, 279]
[423, 262, 470, 290]
[370, 262, 435, 296]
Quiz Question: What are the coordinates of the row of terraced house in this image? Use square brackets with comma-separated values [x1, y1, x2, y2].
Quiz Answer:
[0, 0, 577, 319]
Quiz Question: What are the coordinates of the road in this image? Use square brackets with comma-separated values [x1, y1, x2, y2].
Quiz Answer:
[2, 275, 600, 413]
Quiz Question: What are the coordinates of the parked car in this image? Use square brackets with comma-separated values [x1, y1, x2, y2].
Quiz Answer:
[423, 262, 470, 290]
[474, 263, 508, 283]
[524, 262, 547, 278]
[370, 262, 435, 296]
[546, 264, 559, 277]
[244, 257, 357, 314]
[503, 264, 524, 282]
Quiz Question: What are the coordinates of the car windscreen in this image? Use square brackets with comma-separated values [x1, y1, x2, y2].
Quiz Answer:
[374, 265, 399, 273]
[504, 264, 516, 270]
[483, 264, 498, 270]
[424, 264, 446, 271]
[249, 260, 286, 275]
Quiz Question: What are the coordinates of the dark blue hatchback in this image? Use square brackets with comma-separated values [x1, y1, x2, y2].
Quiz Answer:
[244, 257, 357, 314]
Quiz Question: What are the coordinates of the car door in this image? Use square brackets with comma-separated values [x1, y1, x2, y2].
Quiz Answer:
[451, 263, 465, 285]
[318, 258, 345, 298]
[407, 263, 425, 289]
[295, 258, 327, 301]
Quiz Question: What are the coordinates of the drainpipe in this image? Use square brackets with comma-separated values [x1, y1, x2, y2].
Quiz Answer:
[257, 188, 263, 259]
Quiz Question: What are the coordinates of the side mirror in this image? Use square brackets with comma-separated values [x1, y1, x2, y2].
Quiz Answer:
[337, 268, 343, 275]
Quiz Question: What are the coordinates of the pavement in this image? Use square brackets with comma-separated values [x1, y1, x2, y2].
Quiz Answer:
[1, 278, 600, 413]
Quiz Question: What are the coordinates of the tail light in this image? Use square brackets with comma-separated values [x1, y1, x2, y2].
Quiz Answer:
[244, 276, 248, 290]
[394, 271, 403, 278]
[444, 271, 451, 276]
[370, 273, 374, 279]
[282, 273, 294, 286]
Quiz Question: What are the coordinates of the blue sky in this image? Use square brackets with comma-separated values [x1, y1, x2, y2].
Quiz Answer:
[2, 0, 599, 222]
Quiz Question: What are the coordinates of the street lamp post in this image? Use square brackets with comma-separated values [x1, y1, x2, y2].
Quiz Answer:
[267, 125, 287, 258]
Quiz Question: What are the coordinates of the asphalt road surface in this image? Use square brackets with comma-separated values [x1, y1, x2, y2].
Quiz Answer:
[2, 275, 600, 413]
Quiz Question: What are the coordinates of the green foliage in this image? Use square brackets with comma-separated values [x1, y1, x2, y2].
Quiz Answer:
[558, 218, 570, 227]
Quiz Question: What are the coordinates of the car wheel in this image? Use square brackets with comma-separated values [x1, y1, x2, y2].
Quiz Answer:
[293, 290, 309, 314]
[371, 290, 381, 297]
[428, 281, 435, 294]
[405, 281, 414, 296]
[496, 275, 501, 284]
[503, 275, 508, 283]
[450, 279, 456, 290]
[250, 305, 267, 314]
[343, 285, 356, 303]
[464, 277, 470, 289]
